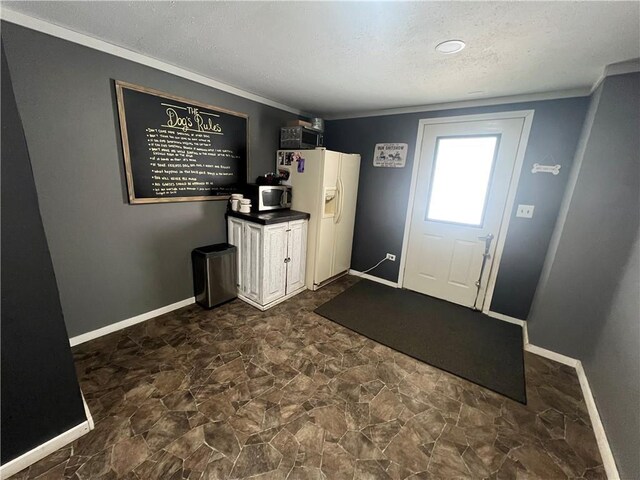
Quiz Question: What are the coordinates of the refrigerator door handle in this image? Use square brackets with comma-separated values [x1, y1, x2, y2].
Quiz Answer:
[335, 177, 345, 224]
[333, 181, 340, 223]
[340, 178, 346, 222]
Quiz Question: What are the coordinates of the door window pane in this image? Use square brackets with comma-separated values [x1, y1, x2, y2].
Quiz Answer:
[426, 135, 499, 226]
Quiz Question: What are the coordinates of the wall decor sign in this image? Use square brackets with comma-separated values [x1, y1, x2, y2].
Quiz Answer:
[115, 80, 248, 204]
[373, 143, 408, 168]
[531, 163, 561, 175]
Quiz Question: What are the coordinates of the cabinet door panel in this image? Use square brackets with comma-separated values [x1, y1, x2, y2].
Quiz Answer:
[244, 222, 263, 303]
[227, 218, 244, 293]
[263, 223, 287, 304]
[286, 220, 307, 293]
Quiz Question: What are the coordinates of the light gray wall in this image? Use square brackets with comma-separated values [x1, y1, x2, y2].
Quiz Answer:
[528, 72, 640, 479]
[325, 97, 588, 320]
[1, 22, 299, 337]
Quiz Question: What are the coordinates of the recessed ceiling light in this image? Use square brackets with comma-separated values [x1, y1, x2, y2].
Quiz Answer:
[435, 40, 466, 54]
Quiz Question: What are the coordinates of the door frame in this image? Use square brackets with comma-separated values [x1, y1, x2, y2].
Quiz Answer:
[398, 110, 535, 313]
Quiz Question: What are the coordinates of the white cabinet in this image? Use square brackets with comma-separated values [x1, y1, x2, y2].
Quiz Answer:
[227, 217, 307, 310]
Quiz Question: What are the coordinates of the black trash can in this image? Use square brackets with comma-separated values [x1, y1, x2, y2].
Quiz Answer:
[191, 243, 238, 309]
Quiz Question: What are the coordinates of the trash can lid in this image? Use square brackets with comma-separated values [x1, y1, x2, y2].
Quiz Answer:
[193, 243, 237, 256]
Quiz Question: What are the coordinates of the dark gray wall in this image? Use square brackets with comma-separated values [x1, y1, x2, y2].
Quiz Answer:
[528, 72, 640, 479]
[587, 229, 639, 479]
[325, 97, 589, 319]
[1, 42, 86, 464]
[1, 22, 299, 337]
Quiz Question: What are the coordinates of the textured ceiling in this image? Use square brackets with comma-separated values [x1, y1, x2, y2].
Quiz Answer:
[2, 1, 639, 116]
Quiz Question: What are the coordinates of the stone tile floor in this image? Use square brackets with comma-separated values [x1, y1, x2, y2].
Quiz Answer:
[14, 276, 605, 479]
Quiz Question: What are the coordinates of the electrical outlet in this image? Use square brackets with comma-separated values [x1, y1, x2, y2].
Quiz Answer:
[386, 253, 396, 261]
[516, 204, 535, 219]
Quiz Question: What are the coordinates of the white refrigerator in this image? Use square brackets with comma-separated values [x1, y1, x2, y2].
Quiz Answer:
[277, 148, 361, 290]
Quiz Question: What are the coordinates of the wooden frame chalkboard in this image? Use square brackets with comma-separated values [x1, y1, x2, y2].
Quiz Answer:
[115, 80, 249, 204]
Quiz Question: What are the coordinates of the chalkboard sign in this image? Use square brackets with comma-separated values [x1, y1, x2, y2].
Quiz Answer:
[115, 81, 248, 204]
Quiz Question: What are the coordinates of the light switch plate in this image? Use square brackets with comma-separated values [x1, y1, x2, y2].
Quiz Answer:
[516, 204, 535, 218]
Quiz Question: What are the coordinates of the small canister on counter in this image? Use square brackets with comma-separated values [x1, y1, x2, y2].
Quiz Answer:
[230, 193, 243, 211]
[239, 198, 251, 213]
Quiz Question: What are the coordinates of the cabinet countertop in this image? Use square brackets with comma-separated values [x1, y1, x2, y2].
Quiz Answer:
[226, 209, 310, 225]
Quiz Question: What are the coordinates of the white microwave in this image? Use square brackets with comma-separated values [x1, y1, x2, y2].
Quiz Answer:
[244, 184, 292, 211]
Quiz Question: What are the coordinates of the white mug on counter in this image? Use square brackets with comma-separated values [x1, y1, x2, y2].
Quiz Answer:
[230, 193, 243, 211]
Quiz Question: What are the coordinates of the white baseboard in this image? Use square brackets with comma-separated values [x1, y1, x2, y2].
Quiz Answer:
[81, 392, 94, 431]
[575, 362, 619, 480]
[485, 310, 526, 327]
[524, 343, 579, 367]
[69, 297, 195, 347]
[0, 421, 90, 479]
[525, 343, 619, 479]
[485, 311, 528, 344]
[348, 270, 399, 288]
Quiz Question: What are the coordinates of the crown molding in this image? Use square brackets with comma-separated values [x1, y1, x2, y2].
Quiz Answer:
[324, 88, 590, 120]
[605, 58, 640, 77]
[590, 58, 640, 94]
[0, 8, 305, 116]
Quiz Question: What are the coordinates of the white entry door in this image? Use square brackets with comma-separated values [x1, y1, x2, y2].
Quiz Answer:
[403, 115, 527, 309]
